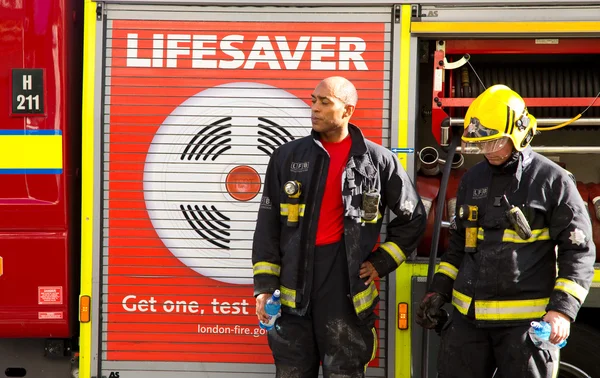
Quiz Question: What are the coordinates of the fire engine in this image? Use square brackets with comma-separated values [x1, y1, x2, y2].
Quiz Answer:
[1, 1, 599, 377]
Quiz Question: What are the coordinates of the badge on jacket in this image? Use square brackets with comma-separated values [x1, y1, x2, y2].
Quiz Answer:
[569, 228, 587, 246]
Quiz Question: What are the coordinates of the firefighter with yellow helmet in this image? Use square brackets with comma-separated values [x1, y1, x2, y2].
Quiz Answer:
[416, 85, 596, 377]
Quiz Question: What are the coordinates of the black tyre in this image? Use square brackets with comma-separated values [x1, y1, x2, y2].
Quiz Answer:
[558, 362, 591, 378]
[559, 322, 600, 378]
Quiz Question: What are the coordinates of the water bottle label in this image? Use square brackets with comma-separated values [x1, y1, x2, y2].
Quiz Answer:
[259, 313, 280, 330]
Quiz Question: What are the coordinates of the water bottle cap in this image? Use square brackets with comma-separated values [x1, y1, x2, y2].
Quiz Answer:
[273, 289, 281, 297]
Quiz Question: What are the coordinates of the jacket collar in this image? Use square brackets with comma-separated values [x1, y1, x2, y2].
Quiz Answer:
[483, 145, 533, 193]
[515, 145, 534, 184]
[311, 123, 368, 156]
[312, 123, 375, 178]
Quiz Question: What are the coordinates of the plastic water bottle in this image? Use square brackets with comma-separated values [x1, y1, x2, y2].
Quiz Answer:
[530, 321, 567, 348]
[259, 290, 281, 331]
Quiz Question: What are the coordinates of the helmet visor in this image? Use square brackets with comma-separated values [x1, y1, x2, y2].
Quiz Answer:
[463, 117, 500, 139]
[461, 117, 507, 154]
[461, 136, 511, 154]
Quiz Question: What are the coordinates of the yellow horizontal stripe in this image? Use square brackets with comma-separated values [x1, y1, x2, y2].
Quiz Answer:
[380, 241, 406, 266]
[503, 228, 550, 243]
[555, 278, 588, 303]
[476, 310, 546, 321]
[453, 289, 551, 320]
[437, 262, 458, 280]
[280, 298, 295, 308]
[478, 228, 551, 243]
[411, 21, 600, 35]
[453, 289, 471, 304]
[474, 297, 548, 321]
[279, 204, 306, 216]
[280, 285, 296, 308]
[476, 297, 549, 309]
[252, 262, 281, 277]
[0, 135, 62, 169]
[451, 289, 472, 315]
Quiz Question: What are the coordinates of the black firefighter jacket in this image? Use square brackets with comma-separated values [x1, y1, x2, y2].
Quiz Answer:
[252, 123, 426, 320]
[431, 146, 596, 326]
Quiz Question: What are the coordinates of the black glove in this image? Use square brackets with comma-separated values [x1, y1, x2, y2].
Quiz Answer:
[433, 308, 449, 336]
[416, 292, 448, 330]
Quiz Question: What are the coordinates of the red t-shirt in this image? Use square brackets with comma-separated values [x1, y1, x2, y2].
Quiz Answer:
[315, 135, 352, 246]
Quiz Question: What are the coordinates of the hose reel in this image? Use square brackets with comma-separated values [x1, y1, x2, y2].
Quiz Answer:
[451, 61, 600, 119]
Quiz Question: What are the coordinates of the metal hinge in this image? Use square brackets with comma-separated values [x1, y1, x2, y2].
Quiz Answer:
[394, 5, 401, 24]
[96, 3, 103, 21]
[411, 4, 422, 21]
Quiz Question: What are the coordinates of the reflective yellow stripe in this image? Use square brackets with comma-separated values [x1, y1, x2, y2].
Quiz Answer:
[477, 227, 550, 243]
[453, 290, 549, 320]
[252, 262, 281, 277]
[437, 262, 458, 280]
[394, 8, 414, 376]
[379, 241, 406, 266]
[80, 2, 97, 378]
[280, 204, 305, 216]
[353, 281, 378, 315]
[0, 132, 63, 173]
[475, 298, 549, 321]
[411, 21, 600, 35]
[364, 327, 378, 372]
[280, 285, 296, 308]
[503, 228, 550, 243]
[395, 4, 412, 170]
[451, 289, 472, 315]
[555, 278, 588, 303]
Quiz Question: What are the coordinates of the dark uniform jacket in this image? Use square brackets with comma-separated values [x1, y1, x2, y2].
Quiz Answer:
[252, 123, 426, 320]
[431, 146, 595, 326]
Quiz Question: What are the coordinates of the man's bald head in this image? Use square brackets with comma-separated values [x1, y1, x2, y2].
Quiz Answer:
[318, 76, 358, 107]
[310, 76, 357, 141]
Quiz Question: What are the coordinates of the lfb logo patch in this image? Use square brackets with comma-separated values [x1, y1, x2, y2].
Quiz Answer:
[472, 187, 488, 200]
[291, 161, 309, 172]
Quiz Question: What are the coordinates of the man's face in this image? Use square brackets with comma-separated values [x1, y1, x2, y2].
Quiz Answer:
[484, 139, 514, 165]
[310, 82, 351, 134]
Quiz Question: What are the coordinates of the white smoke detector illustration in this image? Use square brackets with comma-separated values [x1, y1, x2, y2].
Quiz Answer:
[143, 82, 312, 285]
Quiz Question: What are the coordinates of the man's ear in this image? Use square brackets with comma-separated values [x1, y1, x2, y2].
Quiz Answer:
[343, 104, 355, 119]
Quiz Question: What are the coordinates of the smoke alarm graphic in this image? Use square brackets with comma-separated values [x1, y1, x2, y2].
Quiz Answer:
[143, 82, 312, 285]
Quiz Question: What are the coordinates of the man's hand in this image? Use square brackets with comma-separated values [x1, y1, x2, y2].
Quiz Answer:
[359, 261, 380, 286]
[416, 292, 447, 329]
[255, 293, 271, 323]
[543, 310, 571, 345]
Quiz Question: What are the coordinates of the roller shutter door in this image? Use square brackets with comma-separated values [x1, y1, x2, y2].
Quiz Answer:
[100, 3, 394, 377]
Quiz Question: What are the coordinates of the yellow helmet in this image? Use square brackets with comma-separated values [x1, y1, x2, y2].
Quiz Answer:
[462, 84, 537, 154]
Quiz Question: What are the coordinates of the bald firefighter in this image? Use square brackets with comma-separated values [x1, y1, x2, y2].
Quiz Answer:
[252, 76, 426, 378]
[416, 85, 596, 378]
